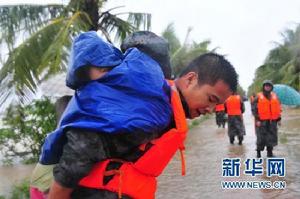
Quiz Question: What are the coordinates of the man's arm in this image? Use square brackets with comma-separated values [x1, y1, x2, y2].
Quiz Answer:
[48, 181, 73, 199]
[241, 100, 245, 114]
[251, 97, 259, 119]
[49, 129, 111, 198]
[251, 97, 262, 126]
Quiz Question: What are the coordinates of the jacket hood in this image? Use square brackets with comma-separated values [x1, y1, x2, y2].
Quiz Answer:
[66, 31, 123, 89]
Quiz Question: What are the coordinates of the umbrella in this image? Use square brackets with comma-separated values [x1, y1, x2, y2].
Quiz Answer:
[273, 84, 300, 106]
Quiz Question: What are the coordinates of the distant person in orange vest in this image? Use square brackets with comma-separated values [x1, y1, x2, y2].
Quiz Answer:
[252, 80, 281, 158]
[225, 93, 245, 145]
[215, 103, 226, 128]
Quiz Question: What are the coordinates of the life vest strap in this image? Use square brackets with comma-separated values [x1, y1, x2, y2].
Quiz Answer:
[103, 168, 123, 199]
[79, 80, 188, 198]
[180, 149, 186, 176]
[139, 143, 147, 151]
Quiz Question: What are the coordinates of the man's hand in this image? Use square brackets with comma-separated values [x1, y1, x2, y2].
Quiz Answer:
[256, 121, 261, 127]
[277, 121, 281, 127]
[48, 180, 73, 199]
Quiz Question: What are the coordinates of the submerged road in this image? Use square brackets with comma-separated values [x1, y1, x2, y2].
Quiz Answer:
[0, 103, 299, 198]
[157, 102, 300, 199]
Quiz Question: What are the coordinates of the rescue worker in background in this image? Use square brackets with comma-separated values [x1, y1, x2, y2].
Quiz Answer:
[37, 31, 238, 199]
[252, 80, 281, 158]
[215, 103, 226, 128]
[225, 93, 246, 145]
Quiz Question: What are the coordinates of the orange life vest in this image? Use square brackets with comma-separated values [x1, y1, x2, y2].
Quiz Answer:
[79, 80, 188, 199]
[226, 95, 242, 116]
[257, 92, 281, 120]
[215, 104, 225, 112]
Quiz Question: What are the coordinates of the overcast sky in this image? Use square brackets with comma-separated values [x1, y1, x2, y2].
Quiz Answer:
[105, 0, 300, 90]
[2, 0, 300, 90]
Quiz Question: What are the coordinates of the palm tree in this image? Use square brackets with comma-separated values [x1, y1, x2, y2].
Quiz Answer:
[161, 23, 213, 77]
[0, 0, 151, 107]
[161, 24, 247, 96]
[248, 25, 300, 95]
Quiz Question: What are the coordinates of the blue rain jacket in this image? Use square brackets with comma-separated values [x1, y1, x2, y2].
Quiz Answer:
[40, 31, 172, 164]
[66, 31, 123, 89]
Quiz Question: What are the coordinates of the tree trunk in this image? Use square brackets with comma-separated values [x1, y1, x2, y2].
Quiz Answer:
[84, 0, 100, 30]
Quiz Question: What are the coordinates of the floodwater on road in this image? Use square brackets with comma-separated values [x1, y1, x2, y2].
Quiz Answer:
[156, 102, 300, 199]
[0, 102, 299, 198]
[0, 164, 34, 197]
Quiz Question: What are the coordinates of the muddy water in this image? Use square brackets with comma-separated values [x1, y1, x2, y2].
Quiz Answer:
[156, 103, 300, 199]
[0, 164, 34, 197]
[0, 103, 299, 198]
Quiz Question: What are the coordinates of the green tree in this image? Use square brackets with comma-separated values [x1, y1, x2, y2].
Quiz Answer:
[9, 180, 30, 199]
[237, 84, 246, 97]
[248, 25, 300, 95]
[161, 23, 213, 77]
[162, 24, 246, 96]
[0, 98, 56, 163]
[0, 0, 151, 107]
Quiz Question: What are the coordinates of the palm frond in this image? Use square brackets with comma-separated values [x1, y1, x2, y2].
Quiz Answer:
[171, 36, 211, 77]
[0, 4, 66, 50]
[0, 11, 91, 107]
[99, 11, 151, 42]
[98, 12, 135, 42]
[39, 11, 92, 80]
[161, 23, 181, 55]
[126, 12, 151, 31]
[0, 1, 152, 109]
[193, 40, 211, 50]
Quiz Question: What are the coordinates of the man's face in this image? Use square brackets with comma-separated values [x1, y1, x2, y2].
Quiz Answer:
[179, 72, 232, 119]
[263, 84, 273, 92]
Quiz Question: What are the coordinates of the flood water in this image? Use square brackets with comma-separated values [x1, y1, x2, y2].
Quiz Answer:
[0, 164, 34, 197]
[156, 102, 300, 199]
[0, 102, 299, 198]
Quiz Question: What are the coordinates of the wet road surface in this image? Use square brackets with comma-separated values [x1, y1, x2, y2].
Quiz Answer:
[0, 103, 299, 198]
[156, 103, 300, 199]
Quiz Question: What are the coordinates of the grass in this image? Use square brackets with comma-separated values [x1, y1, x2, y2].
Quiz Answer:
[1, 180, 30, 199]
[188, 114, 211, 129]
